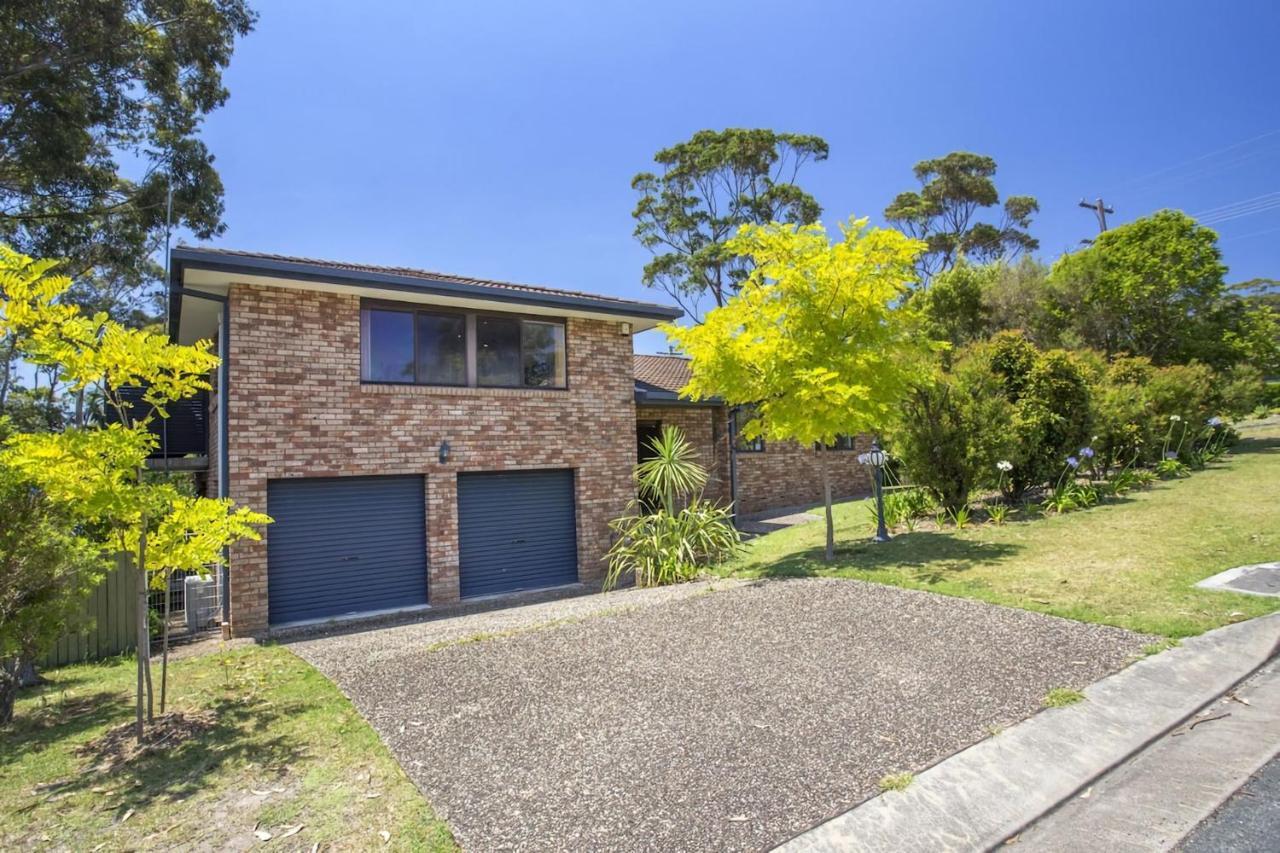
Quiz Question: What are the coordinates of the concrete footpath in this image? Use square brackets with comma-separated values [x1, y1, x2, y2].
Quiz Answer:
[775, 612, 1280, 853]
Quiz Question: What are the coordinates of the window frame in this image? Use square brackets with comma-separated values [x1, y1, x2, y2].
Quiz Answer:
[732, 405, 765, 453]
[821, 435, 857, 452]
[474, 311, 569, 390]
[360, 298, 569, 390]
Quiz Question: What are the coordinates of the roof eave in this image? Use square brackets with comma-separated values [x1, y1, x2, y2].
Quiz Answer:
[169, 248, 684, 324]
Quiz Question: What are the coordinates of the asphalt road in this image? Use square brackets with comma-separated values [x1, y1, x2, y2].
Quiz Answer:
[1179, 754, 1280, 853]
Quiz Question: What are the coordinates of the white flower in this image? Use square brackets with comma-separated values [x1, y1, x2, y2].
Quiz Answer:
[996, 460, 1013, 472]
[1170, 414, 1182, 422]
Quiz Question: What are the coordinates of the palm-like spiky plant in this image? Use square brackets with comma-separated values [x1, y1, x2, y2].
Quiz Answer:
[636, 425, 707, 515]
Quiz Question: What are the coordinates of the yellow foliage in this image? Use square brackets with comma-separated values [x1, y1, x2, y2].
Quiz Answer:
[666, 218, 940, 446]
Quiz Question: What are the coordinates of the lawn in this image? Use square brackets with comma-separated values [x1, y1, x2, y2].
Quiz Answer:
[0, 644, 454, 851]
[722, 417, 1280, 637]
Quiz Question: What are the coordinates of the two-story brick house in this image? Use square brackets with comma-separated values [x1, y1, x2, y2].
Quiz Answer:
[167, 247, 869, 637]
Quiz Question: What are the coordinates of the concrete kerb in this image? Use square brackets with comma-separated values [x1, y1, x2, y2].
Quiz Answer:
[775, 612, 1280, 853]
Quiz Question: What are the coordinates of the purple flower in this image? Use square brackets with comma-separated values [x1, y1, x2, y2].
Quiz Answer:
[1066, 456, 1080, 469]
[1207, 416, 1223, 427]
[1079, 447, 1095, 459]
[1164, 451, 1178, 460]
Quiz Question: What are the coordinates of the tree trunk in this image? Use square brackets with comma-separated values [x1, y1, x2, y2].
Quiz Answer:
[821, 448, 834, 562]
[0, 657, 20, 726]
[135, 521, 150, 741]
[160, 570, 170, 714]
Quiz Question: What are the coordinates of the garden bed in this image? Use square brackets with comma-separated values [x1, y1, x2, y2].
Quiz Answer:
[723, 417, 1280, 637]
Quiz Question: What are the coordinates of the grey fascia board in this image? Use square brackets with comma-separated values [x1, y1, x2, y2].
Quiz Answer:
[634, 388, 722, 407]
[170, 248, 684, 322]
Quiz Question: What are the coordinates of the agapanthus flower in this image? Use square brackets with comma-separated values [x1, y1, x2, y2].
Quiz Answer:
[1170, 414, 1182, 422]
[1207, 416, 1223, 427]
[1079, 447, 1095, 459]
[996, 460, 1013, 472]
[1164, 451, 1179, 460]
[1066, 456, 1080, 469]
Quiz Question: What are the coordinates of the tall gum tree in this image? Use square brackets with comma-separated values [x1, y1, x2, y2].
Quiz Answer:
[632, 128, 828, 319]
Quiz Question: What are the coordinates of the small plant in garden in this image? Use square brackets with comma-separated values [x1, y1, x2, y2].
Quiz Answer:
[948, 505, 971, 529]
[986, 502, 1012, 525]
[878, 772, 915, 793]
[1043, 687, 1085, 708]
[605, 426, 742, 589]
[1155, 453, 1190, 479]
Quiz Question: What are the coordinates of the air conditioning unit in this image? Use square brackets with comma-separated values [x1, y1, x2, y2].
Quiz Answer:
[184, 575, 217, 631]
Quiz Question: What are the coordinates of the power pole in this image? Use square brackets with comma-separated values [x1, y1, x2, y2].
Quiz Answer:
[1079, 197, 1115, 233]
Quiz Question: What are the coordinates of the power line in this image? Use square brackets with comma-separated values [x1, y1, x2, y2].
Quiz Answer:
[1192, 190, 1280, 220]
[1220, 222, 1280, 243]
[1107, 128, 1280, 194]
[1199, 198, 1280, 227]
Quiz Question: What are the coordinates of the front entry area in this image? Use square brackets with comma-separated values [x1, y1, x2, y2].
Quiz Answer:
[266, 475, 428, 625]
[457, 469, 578, 598]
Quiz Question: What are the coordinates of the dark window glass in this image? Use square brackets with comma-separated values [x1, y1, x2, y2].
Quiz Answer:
[522, 321, 566, 388]
[477, 316, 522, 386]
[824, 435, 856, 451]
[733, 406, 765, 452]
[364, 309, 414, 382]
[416, 313, 466, 385]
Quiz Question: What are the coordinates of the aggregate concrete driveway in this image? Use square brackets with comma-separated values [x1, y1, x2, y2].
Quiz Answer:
[290, 578, 1151, 852]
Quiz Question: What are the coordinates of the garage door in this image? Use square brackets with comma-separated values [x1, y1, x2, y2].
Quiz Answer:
[457, 469, 578, 598]
[267, 475, 428, 625]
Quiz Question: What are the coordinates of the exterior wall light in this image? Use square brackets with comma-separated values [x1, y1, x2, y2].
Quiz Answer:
[438, 440, 451, 464]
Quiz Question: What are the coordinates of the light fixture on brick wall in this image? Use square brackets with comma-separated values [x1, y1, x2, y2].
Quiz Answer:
[438, 440, 451, 464]
[620, 322, 631, 335]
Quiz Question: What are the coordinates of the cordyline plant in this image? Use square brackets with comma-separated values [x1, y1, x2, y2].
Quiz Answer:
[605, 426, 742, 589]
[0, 246, 270, 741]
[667, 218, 939, 560]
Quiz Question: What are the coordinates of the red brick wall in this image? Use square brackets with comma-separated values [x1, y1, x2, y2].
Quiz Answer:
[634, 403, 873, 516]
[634, 404, 731, 505]
[224, 283, 636, 635]
[734, 436, 873, 515]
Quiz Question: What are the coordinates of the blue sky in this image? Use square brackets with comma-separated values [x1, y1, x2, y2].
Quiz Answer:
[194, 0, 1280, 353]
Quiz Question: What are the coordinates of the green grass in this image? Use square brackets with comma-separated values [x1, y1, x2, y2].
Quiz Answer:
[0, 644, 454, 851]
[1043, 688, 1086, 708]
[722, 418, 1280, 638]
[878, 772, 915, 792]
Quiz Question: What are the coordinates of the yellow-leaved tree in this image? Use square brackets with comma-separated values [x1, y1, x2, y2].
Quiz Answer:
[0, 246, 270, 741]
[666, 218, 939, 560]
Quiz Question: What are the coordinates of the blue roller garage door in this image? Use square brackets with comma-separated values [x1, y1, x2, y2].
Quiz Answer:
[457, 469, 578, 598]
[267, 475, 428, 625]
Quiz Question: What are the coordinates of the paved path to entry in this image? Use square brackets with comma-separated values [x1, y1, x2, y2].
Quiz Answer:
[291, 578, 1150, 851]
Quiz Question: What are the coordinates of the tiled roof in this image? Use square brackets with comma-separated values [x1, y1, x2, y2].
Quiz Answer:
[172, 246, 680, 315]
[633, 353, 693, 394]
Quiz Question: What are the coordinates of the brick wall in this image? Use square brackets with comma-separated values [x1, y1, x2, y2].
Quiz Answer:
[634, 403, 873, 516]
[224, 283, 636, 636]
[734, 436, 874, 516]
[634, 404, 731, 505]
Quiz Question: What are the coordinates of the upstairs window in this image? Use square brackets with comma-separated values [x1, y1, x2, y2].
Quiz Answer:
[361, 301, 566, 389]
[823, 435, 857, 451]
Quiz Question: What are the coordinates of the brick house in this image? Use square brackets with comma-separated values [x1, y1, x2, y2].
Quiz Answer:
[167, 247, 871, 637]
[634, 354, 873, 515]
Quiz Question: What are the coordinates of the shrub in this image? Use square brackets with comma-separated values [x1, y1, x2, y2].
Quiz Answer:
[604, 425, 741, 589]
[0, 420, 108, 723]
[605, 500, 742, 589]
[890, 351, 1014, 512]
[1006, 350, 1092, 496]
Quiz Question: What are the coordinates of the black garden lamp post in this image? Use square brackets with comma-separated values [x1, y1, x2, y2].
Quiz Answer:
[860, 439, 890, 543]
